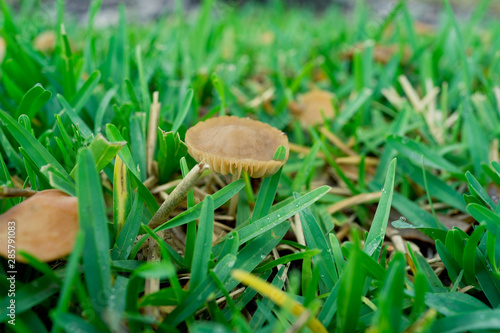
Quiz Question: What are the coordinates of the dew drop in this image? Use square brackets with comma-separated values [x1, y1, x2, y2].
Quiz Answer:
[227, 234, 234, 239]
[399, 216, 406, 222]
[277, 214, 281, 218]
[260, 254, 266, 259]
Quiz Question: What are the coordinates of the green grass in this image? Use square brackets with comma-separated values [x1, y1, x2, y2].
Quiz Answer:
[1, 0, 500, 331]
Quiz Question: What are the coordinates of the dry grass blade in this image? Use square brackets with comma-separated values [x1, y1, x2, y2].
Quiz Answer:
[327, 191, 382, 214]
[146, 91, 161, 177]
[231, 269, 327, 333]
[320, 127, 357, 156]
[0, 186, 37, 198]
[148, 163, 207, 228]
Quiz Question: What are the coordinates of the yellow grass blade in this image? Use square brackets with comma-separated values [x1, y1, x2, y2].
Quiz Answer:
[231, 269, 327, 333]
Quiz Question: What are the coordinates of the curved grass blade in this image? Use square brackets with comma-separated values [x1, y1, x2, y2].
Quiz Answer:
[161, 254, 236, 327]
[254, 249, 321, 273]
[0, 109, 69, 180]
[222, 222, 290, 296]
[387, 135, 460, 173]
[16, 83, 51, 119]
[425, 292, 489, 316]
[0, 275, 59, 323]
[236, 186, 330, 245]
[467, 203, 500, 238]
[130, 180, 245, 258]
[431, 309, 500, 333]
[232, 269, 327, 333]
[51, 312, 101, 333]
[57, 94, 93, 139]
[155, 180, 245, 232]
[466, 171, 495, 210]
[70, 134, 125, 177]
[70, 70, 101, 114]
[106, 124, 158, 215]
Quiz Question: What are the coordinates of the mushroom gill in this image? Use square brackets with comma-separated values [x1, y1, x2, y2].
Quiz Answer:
[185, 116, 289, 178]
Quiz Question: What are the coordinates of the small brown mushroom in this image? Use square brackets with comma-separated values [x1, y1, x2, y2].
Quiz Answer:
[0, 37, 5, 64]
[289, 90, 335, 126]
[415, 21, 435, 36]
[0, 189, 79, 263]
[185, 116, 289, 178]
[34, 30, 57, 53]
[341, 43, 411, 65]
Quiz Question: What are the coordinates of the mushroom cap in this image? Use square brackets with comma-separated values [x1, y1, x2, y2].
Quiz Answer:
[341, 43, 411, 65]
[0, 37, 5, 64]
[185, 116, 289, 177]
[34, 30, 57, 53]
[290, 90, 335, 126]
[0, 189, 79, 263]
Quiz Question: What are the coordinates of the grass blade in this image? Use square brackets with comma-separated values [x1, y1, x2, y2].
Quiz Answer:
[189, 195, 214, 291]
[76, 148, 111, 314]
[364, 158, 396, 257]
[236, 186, 330, 244]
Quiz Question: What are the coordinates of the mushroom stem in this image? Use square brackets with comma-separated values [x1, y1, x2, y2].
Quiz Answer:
[148, 163, 207, 229]
[228, 172, 241, 217]
[0, 186, 37, 198]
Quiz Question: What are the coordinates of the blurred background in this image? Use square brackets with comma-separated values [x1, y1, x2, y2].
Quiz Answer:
[8, 0, 496, 27]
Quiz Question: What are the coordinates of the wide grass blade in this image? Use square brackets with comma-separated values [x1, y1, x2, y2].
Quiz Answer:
[236, 186, 330, 244]
[431, 309, 500, 333]
[296, 193, 338, 288]
[252, 145, 287, 222]
[370, 252, 405, 332]
[76, 148, 112, 314]
[189, 195, 214, 291]
[112, 194, 143, 260]
[364, 158, 396, 257]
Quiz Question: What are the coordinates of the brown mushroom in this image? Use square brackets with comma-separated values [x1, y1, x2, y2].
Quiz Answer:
[0, 37, 5, 64]
[34, 30, 57, 53]
[415, 21, 435, 36]
[185, 116, 289, 178]
[289, 90, 335, 126]
[0, 189, 79, 263]
[341, 43, 411, 65]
